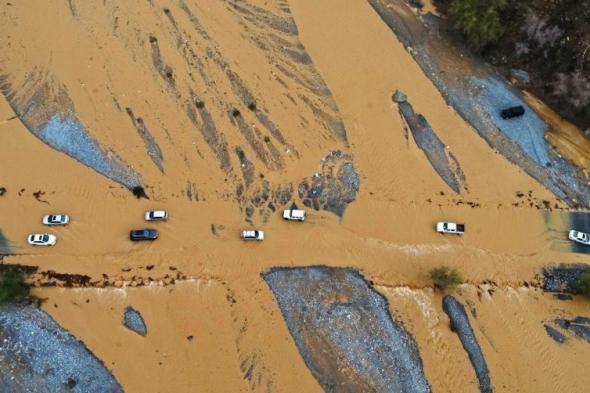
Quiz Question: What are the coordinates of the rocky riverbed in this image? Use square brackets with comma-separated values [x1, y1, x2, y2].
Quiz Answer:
[263, 266, 431, 393]
[0, 304, 122, 393]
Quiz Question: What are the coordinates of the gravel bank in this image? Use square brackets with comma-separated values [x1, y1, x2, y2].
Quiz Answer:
[397, 98, 466, 193]
[543, 264, 590, 293]
[442, 295, 492, 393]
[263, 266, 431, 393]
[123, 307, 147, 336]
[0, 304, 122, 393]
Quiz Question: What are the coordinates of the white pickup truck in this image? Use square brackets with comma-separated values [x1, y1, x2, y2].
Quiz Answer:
[283, 209, 305, 221]
[436, 222, 465, 235]
[241, 230, 264, 241]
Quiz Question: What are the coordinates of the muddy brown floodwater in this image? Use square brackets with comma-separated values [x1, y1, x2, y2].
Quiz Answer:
[1, 0, 590, 392]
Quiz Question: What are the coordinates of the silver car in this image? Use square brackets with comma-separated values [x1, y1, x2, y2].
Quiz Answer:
[42, 214, 69, 226]
[28, 233, 57, 246]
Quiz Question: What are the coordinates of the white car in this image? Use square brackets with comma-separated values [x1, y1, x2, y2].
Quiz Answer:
[42, 214, 69, 226]
[28, 233, 56, 246]
[569, 230, 590, 245]
[145, 210, 168, 221]
[283, 209, 305, 221]
[241, 230, 264, 241]
[436, 222, 465, 234]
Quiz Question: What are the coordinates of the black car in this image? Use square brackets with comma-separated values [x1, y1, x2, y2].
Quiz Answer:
[500, 105, 525, 120]
[129, 229, 158, 241]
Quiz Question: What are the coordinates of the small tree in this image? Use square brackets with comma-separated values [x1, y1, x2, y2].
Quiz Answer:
[0, 266, 28, 306]
[430, 265, 462, 292]
[447, 0, 508, 50]
[577, 271, 590, 299]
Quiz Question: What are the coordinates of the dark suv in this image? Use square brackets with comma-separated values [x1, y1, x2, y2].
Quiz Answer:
[130, 229, 158, 241]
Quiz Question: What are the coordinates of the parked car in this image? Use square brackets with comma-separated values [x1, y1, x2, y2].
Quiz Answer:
[42, 214, 70, 226]
[283, 209, 305, 221]
[500, 105, 525, 120]
[130, 229, 158, 241]
[569, 230, 590, 245]
[28, 233, 56, 246]
[436, 222, 465, 235]
[241, 230, 264, 241]
[145, 210, 168, 221]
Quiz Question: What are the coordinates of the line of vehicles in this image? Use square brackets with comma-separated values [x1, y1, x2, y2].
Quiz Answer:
[435, 221, 590, 247]
[26, 208, 306, 246]
[25, 212, 590, 247]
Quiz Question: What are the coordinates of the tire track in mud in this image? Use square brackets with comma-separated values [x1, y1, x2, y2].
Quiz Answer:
[125, 107, 164, 173]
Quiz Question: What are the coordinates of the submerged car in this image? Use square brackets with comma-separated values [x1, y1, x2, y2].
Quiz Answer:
[145, 210, 168, 221]
[28, 233, 56, 246]
[241, 230, 264, 241]
[130, 229, 159, 241]
[42, 214, 70, 226]
[436, 222, 465, 235]
[500, 105, 525, 120]
[569, 230, 590, 245]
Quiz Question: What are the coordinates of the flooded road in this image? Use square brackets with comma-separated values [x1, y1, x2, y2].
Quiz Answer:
[0, 0, 589, 392]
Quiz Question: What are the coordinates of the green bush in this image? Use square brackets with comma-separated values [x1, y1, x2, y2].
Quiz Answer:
[577, 271, 590, 299]
[0, 266, 28, 306]
[447, 0, 508, 50]
[430, 265, 462, 291]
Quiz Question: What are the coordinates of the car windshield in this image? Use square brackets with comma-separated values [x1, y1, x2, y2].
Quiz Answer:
[42, 235, 49, 241]
[49, 215, 57, 221]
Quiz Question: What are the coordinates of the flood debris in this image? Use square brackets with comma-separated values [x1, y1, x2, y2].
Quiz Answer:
[210, 224, 225, 236]
[132, 186, 149, 199]
[396, 95, 467, 193]
[123, 306, 147, 336]
[0, 304, 122, 392]
[263, 266, 432, 393]
[298, 150, 359, 217]
[442, 295, 493, 393]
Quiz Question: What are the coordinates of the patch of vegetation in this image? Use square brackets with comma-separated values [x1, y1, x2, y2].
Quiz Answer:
[0, 266, 29, 306]
[247, 102, 257, 111]
[447, 0, 508, 50]
[232, 108, 241, 117]
[577, 271, 590, 299]
[430, 265, 462, 292]
[195, 100, 205, 109]
[131, 186, 149, 199]
[435, 0, 590, 129]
